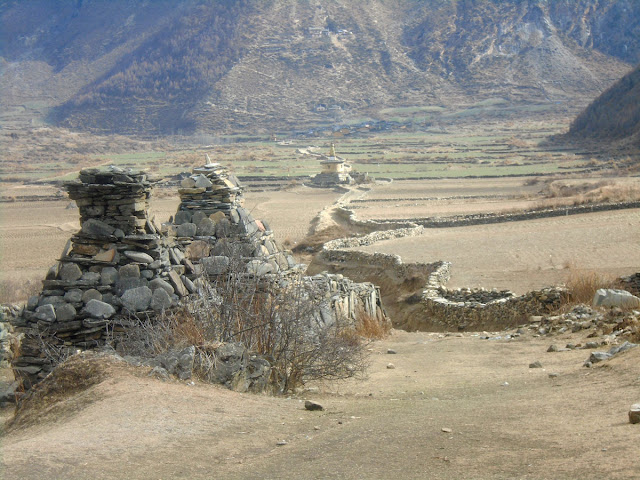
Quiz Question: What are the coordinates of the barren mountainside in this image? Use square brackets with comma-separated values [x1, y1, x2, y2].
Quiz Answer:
[1, 0, 639, 135]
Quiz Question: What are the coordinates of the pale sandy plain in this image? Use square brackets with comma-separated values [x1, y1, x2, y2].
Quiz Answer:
[3, 329, 640, 479]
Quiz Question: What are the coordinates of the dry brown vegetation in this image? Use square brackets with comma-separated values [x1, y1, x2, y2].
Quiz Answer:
[538, 179, 640, 205]
[561, 264, 617, 306]
[110, 271, 371, 394]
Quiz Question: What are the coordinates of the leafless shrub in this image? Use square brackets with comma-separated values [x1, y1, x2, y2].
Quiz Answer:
[110, 269, 369, 393]
[355, 310, 391, 339]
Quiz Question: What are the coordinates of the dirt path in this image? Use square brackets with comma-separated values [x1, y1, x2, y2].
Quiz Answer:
[310, 186, 369, 235]
[3, 330, 639, 479]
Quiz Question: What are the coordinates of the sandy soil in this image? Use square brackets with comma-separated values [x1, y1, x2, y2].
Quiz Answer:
[0, 200, 79, 284]
[3, 329, 640, 480]
[0, 186, 339, 298]
[352, 177, 640, 219]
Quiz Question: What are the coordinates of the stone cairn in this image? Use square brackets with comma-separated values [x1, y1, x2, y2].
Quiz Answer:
[167, 162, 298, 277]
[11, 164, 389, 391]
[167, 163, 386, 330]
[12, 167, 191, 388]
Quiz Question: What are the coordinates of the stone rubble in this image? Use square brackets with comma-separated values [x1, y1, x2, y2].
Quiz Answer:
[166, 162, 299, 277]
[422, 262, 566, 330]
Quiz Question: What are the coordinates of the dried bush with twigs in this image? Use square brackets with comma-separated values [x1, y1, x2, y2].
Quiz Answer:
[109, 265, 370, 393]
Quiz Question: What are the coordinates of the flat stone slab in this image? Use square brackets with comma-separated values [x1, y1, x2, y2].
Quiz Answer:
[84, 299, 116, 319]
[168, 270, 188, 297]
[124, 251, 154, 264]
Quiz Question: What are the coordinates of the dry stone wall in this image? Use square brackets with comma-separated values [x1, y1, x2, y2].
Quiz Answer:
[419, 263, 566, 331]
[320, 202, 573, 331]
[388, 201, 640, 229]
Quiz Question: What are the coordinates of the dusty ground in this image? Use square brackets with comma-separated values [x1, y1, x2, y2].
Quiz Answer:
[2, 329, 640, 480]
[2, 176, 640, 479]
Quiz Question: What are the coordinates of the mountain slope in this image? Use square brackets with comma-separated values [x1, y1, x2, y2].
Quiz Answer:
[566, 63, 640, 145]
[1, 0, 638, 135]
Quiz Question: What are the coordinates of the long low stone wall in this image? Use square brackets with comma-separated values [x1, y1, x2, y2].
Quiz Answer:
[414, 262, 566, 331]
[387, 201, 640, 229]
[318, 199, 601, 331]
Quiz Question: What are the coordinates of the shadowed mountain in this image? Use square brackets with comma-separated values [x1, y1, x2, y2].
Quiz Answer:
[565, 64, 640, 147]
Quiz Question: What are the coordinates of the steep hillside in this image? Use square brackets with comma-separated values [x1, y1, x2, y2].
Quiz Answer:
[1, 0, 638, 135]
[566, 63, 640, 146]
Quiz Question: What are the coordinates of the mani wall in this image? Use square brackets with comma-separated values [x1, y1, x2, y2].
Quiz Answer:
[11, 165, 388, 389]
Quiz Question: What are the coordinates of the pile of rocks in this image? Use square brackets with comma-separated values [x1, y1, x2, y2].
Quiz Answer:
[12, 167, 192, 388]
[167, 163, 298, 277]
[303, 273, 387, 330]
[616, 274, 640, 297]
[167, 164, 387, 327]
[435, 287, 515, 305]
[176, 163, 243, 218]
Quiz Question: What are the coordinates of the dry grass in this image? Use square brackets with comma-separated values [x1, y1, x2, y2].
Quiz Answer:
[562, 265, 617, 306]
[356, 311, 391, 339]
[535, 180, 640, 209]
[8, 352, 133, 431]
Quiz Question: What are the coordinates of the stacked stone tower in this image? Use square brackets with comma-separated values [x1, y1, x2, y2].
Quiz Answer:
[169, 163, 298, 276]
[12, 167, 190, 388]
[11, 164, 389, 391]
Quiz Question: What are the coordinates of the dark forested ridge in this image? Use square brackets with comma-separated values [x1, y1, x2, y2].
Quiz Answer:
[1, 0, 639, 135]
